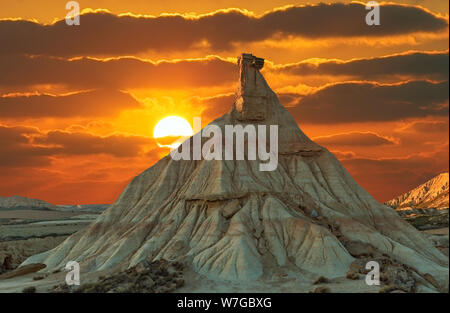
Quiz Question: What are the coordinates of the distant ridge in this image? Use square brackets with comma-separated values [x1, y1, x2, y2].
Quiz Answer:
[0, 195, 55, 210]
[386, 172, 449, 212]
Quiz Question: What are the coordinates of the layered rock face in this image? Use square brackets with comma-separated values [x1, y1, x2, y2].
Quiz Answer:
[387, 172, 449, 213]
[23, 54, 448, 290]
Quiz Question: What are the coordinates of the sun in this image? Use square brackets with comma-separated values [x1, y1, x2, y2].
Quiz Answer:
[153, 116, 193, 149]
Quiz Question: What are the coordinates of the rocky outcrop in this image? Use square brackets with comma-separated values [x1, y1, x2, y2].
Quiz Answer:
[0, 255, 12, 274]
[0, 263, 46, 279]
[52, 258, 184, 293]
[22, 53, 449, 292]
[0, 237, 67, 274]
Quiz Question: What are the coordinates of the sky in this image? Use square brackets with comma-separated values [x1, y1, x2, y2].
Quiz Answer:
[0, 0, 448, 204]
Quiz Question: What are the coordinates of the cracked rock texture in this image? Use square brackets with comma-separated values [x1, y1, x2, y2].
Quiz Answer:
[21, 54, 448, 291]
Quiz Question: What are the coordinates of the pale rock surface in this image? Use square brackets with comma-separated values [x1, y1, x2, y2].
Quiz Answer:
[22, 54, 448, 291]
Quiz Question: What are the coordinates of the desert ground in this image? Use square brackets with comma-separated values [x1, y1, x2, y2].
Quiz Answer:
[0, 206, 447, 293]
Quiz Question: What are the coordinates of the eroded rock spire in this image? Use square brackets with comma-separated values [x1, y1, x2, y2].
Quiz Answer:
[235, 53, 268, 121]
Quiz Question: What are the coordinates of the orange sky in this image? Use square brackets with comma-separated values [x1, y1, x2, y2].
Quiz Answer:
[0, 0, 448, 204]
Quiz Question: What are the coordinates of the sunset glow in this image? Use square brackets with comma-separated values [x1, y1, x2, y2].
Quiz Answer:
[0, 0, 448, 204]
[153, 116, 193, 149]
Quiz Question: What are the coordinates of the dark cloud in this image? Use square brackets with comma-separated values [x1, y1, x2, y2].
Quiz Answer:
[0, 3, 447, 56]
[276, 51, 449, 81]
[197, 94, 235, 121]
[288, 80, 449, 124]
[1, 52, 447, 91]
[0, 54, 236, 89]
[314, 132, 396, 147]
[0, 125, 154, 167]
[193, 80, 449, 124]
[0, 89, 142, 118]
[0, 125, 57, 167]
[33, 130, 153, 157]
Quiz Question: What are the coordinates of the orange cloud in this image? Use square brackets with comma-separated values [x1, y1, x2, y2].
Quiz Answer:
[0, 54, 236, 90]
[0, 3, 447, 57]
[0, 89, 142, 118]
[192, 80, 449, 124]
[397, 120, 449, 133]
[2, 52, 448, 93]
[0, 124, 156, 168]
[271, 50, 449, 82]
[288, 80, 448, 124]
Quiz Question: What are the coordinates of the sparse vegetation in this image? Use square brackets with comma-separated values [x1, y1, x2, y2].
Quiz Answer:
[52, 258, 185, 293]
[313, 286, 331, 293]
[313, 276, 329, 284]
[379, 284, 399, 293]
[346, 271, 359, 280]
[405, 212, 448, 230]
[22, 286, 36, 293]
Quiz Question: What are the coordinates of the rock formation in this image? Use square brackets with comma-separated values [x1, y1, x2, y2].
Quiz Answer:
[387, 172, 449, 215]
[22, 54, 448, 291]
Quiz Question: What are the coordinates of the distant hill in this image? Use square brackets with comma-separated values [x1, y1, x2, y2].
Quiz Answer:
[386, 172, 449, 214]
[55, 204, 109, 213]
[0, 195, 55, 210]
[0, 196, 109, 213]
